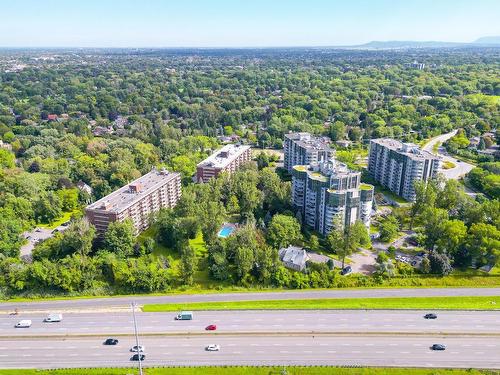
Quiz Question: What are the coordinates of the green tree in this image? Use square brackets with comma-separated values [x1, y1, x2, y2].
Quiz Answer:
[179, 244, 196, 285]
[327, 220, 370, 268]
[267, 214, 302, 249]
[378, 215, 400, 242]
[410, 180, 437, 229]
[102, 219, 135, 258]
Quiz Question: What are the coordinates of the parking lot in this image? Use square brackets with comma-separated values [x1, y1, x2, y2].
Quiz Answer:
[20, 224, 70, 260]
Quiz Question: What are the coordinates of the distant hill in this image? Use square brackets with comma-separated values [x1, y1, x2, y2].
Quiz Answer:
[473, 36, 500, 45]
[343, 38, 500, 50]
[354, 40, 463, 49]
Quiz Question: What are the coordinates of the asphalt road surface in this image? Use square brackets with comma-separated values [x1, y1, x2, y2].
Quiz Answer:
[2, 287, 499, 312]
[422, 130, 475, 180]
[1, 335, 498, 369]
[2, 310, 499, 337]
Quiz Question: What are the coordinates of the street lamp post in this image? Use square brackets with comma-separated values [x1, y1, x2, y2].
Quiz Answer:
[131, 302, 143, 375]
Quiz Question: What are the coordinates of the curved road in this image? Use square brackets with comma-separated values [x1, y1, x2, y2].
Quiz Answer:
[1, 287, 499, 312]
[422, 130, 475, 180]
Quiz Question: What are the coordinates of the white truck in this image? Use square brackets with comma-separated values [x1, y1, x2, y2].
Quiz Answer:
[15, 320, 32, 328]
[175, 311, 193, 320]
[44, 313, 63, 322]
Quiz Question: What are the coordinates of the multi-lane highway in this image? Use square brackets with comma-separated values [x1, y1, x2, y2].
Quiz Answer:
[1, 310, 500, 336]
[1, 287, 499, 312]
[1, 309, 499, 369]
[1, 335, 499, 369]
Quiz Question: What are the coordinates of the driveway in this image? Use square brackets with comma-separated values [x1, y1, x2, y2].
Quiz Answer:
[422, 130, 475, 180]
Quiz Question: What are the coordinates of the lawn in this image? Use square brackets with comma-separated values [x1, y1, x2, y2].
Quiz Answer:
[38, 208, 81, 230]
[143, 295, 500, 312]
[374, 186, 409, 205]
[0, 367, 495, 375]
[442, 160, 456, 170]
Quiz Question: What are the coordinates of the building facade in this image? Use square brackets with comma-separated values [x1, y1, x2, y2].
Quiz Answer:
[85, 168, 181, 235]
[284, 132, 333, 172]
[291, 160, 374, 236]
[368, 139, 440, 201]
[196, 144, 252, 183]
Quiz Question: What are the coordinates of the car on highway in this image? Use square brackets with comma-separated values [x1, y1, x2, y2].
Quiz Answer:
[340, 266, 352, 275]
[131, 353, 145, 361]
[15, 319, 32, 328]
[205, 324, 217, 331]
[104, 338, 119, 345]
[205, 344, 220, 351]
[424, 313, 437, 319]
[431, 344, 446, 351]
[44, 313, 63, 322]
[130, 345, 145, 352]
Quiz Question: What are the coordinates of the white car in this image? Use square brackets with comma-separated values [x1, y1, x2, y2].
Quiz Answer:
[130, 345, 145, 353]
[205, 344, 220, 351]
[15, 320, 32, 328]
[44, 313, 63, 323]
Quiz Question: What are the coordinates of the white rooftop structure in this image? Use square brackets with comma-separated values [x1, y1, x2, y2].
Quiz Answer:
[278, 245, 310, 272]
[197, 144, 251, 169]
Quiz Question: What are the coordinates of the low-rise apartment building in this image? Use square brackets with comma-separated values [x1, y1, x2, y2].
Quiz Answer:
[196, 144, 251, 183]
[368, 139, 440, 201]
[85, 168, 181, 234]
[284, 132, 333, 172]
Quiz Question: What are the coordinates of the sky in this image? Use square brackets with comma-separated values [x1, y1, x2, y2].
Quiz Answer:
[1, 0, 499, 47]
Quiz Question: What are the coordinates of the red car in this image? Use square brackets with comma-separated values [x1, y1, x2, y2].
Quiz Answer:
[205, 324, 217, 331]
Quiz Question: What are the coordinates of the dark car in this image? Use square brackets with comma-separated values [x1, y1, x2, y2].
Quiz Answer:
[104, 338, 119, 345]
[206, 324, 217, 331]
[431, 344, 446, 351]
[340, 266, 352, 275]
[131, 353, 145, 361]
[424, 313, 437, 319]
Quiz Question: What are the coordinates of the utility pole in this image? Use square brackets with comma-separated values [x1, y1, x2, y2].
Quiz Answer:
[131, 302, 143, 375]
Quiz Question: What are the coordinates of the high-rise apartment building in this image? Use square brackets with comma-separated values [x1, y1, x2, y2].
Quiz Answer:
[291, 160, 374, 236]
[284, 132, 333, 172]
[196, 144, 252, 183]
[368, 139, 440, 201]
[85, 168, 181, 234]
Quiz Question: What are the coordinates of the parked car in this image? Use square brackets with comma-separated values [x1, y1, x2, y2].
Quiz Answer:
[205, 344, 220, 351]
[205, 324, 217, 331]
[15, 320, 32, 328]
[340, 266, 352, 275]
[424, 313, 437, 319]
[131, 354, 145, 361]
[130, 345, 145, 352]
[44, 313, 63, 322]
[51, 229, 59, 234]
[431, 344, 446, 351]
[104, 338, 119, 345]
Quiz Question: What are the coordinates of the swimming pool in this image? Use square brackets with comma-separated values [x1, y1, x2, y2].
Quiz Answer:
[218, 225, 236, 238]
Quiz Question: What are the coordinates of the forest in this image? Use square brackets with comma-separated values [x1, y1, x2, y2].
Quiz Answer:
[0, 47, 498, 297]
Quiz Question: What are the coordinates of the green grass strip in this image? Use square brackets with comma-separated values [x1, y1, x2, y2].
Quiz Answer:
[0, 367, 496, 375]
[143, 296, 500, 312]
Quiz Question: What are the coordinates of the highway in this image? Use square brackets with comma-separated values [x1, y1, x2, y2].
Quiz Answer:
[1, 287, 499, 312]
[2, 310, 500, 337]
[1, 335, 499, 369]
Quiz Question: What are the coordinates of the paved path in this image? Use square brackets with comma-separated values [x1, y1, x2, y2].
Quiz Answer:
[2, 310, 500, 337]
[1, 334, 498, 369]
[422, 130, 475, 180]
[1, 288, 499, 312]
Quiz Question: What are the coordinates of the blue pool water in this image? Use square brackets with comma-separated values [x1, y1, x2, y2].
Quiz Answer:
[218, 226, 235, 238]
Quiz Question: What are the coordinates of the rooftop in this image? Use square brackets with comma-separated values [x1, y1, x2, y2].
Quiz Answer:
[86, 168, 179, 214]
[371, 138, 438, 161]
[197, 144, 251, 169]
[285, 132, 332, 152]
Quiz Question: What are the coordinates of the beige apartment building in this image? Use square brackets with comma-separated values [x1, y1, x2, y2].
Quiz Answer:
[85, 168, 181, 234]
[196, 144, 252, 183]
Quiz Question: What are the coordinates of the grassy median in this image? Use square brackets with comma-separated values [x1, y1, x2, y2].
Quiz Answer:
[143, 296, 500, 312]
[0, 368, 497, 375]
